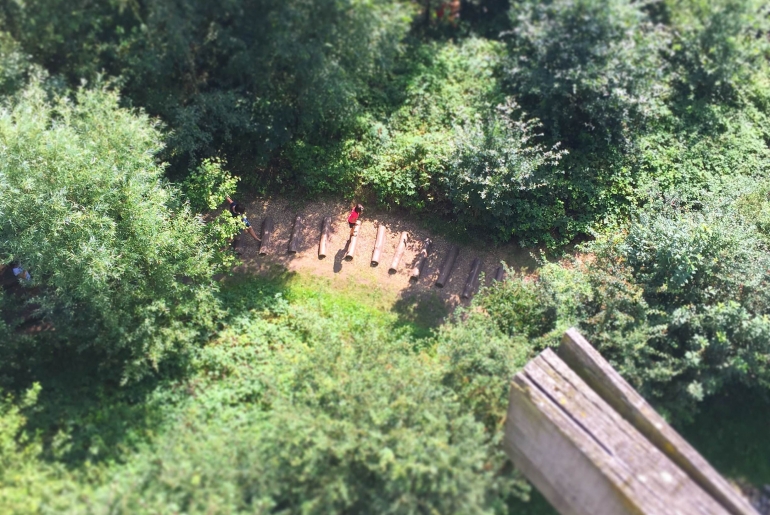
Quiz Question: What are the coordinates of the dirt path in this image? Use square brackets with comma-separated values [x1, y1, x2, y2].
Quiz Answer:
[231, 196, 537, 320]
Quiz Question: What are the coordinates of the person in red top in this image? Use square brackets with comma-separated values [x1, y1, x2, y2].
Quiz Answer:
[347, 203, 363, 238]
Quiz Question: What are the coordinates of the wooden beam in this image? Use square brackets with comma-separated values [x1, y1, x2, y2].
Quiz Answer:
[410, 238, 432, 280]
[259, 217, 273, 256]
[435, 245, 459, 288]
[345, 220, 361, 261]
[461, 257, 481, 298]
[558, 329, 758, 515]
[389, 232, 408, 272]
[318, 216, 331, 259]
[505, 349, 728, 515]
[494, 265, 506, 282]
[371, 224, 387, 266]
[288, 215, 302, 254]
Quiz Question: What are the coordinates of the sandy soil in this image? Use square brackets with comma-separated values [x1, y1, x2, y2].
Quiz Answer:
[231, 196, 538, 314]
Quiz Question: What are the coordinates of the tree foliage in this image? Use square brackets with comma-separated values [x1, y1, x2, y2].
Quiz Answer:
[0, 83, 218, 379]
[1, 0, 769, 510]
[0, 277, 537, 513]
[506, 0, 669, 147]
[4, 0, 414, 175]
[476, 197, 770, 419]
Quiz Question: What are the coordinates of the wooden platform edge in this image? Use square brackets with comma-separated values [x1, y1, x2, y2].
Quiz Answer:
[506, 349, 730, 515]
[504, 365, 641, 515]
[557, 328, 758, 515]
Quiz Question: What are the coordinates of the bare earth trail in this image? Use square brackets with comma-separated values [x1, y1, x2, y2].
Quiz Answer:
[231, 196, 538, 323]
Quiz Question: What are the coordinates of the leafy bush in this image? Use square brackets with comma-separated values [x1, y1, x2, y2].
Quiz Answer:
[475, 268, 558, 339]
[5, 0, 414, 175]
[0, 384, 86, 513]
[182, 158, 239, 213]
[0, 32, 35, 97]
[0, 273, 546, 513]
[437, 309, 533, 435]
[506, 0, 668, 146]
[664, 0, 770, 102]
[474, 200, 770, 420]
[598, 203, 770, 411]
[353, 37, 506, 210]
[102, 339, 523, 513]
[444, 99, 567, 243]
[0, 83, 219, 380]
[181, 157, 242, 269]
[291, 38, 578, 244]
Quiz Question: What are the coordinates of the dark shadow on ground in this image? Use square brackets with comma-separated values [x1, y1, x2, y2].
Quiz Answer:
[333, 248, 345, 273]
[676, 386, 770, 488]
[507, 488, 559, 515]
[1, 270, 296, 469]
[1, 343, 175, 467]
[216, 268, 295, 322]
[392, 290, 449, 340]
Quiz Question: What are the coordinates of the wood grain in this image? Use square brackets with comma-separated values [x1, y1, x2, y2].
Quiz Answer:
[506, 349, 728, 515]
[558, 328, 758, 515]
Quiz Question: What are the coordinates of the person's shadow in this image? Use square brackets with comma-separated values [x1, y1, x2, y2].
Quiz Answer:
[333, 247, 346, 273]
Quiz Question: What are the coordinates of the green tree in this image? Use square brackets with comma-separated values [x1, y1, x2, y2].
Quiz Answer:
[0, 31, 35, 97]
[664, 0, 770, 102]
[444, 99, 567, 243]
[506, 0, 668, 146]
[4, 0, 414, 177]
[0, 82, 219, 380]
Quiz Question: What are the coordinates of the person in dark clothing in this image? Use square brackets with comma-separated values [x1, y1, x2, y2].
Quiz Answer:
[226, 196, 261, 243]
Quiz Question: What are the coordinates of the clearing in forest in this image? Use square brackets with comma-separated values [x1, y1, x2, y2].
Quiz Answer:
[230, 196, 537, 326]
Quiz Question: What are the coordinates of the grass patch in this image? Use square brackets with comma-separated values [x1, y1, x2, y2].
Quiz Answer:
[677, 387, 770, 487]
[218, 270, 446, 341]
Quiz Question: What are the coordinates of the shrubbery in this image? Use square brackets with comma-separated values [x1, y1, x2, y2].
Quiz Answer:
[475, 197, 770, 420]
[1, 0, 770, 510]
[0, 277, 538, 513]
[0, 83, 219, 381]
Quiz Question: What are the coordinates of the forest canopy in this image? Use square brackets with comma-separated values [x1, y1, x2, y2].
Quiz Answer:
[1, 0, 769, 513]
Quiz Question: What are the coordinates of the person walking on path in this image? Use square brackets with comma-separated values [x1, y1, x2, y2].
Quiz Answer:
[347, 203, 363, 239]
[226, 195, 261, 243]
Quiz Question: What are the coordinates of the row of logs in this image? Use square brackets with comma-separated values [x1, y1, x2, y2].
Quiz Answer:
[258, 216, 506, 297]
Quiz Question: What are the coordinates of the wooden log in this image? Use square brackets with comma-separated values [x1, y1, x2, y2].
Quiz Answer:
[318, 216, 331, 259]
[494, 265, 506, 282]
[461, 257, 482, 299]
[505, 348, 728, 515]
[410, 238, 432, 280]
[288, 215, 302, 254]
[435, 245, 459, 288]
[388, 231, 408, 272]
[259, 217, 273, 255]
[558, 328, 758, 515]
[371, 224, 387, 266]
[344, 220, 361, 261]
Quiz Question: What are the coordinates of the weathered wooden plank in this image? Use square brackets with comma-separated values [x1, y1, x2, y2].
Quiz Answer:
[558, 328, 758, 515]
[371, 224, 387, 266]
[536, 351, 723, 513]
[389, 232, 408, 272]
[494, 265, 506, 282]
[410, 238, 432, 280]
[288, 215, 302, 253]
[259, 217, 273, 255]
[505, 349, 729, 515]
[506, 377, 635, 515]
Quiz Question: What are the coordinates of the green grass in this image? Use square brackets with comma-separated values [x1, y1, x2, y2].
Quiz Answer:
[217, 270, 449, 341]
[677, 387, 770, 487]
